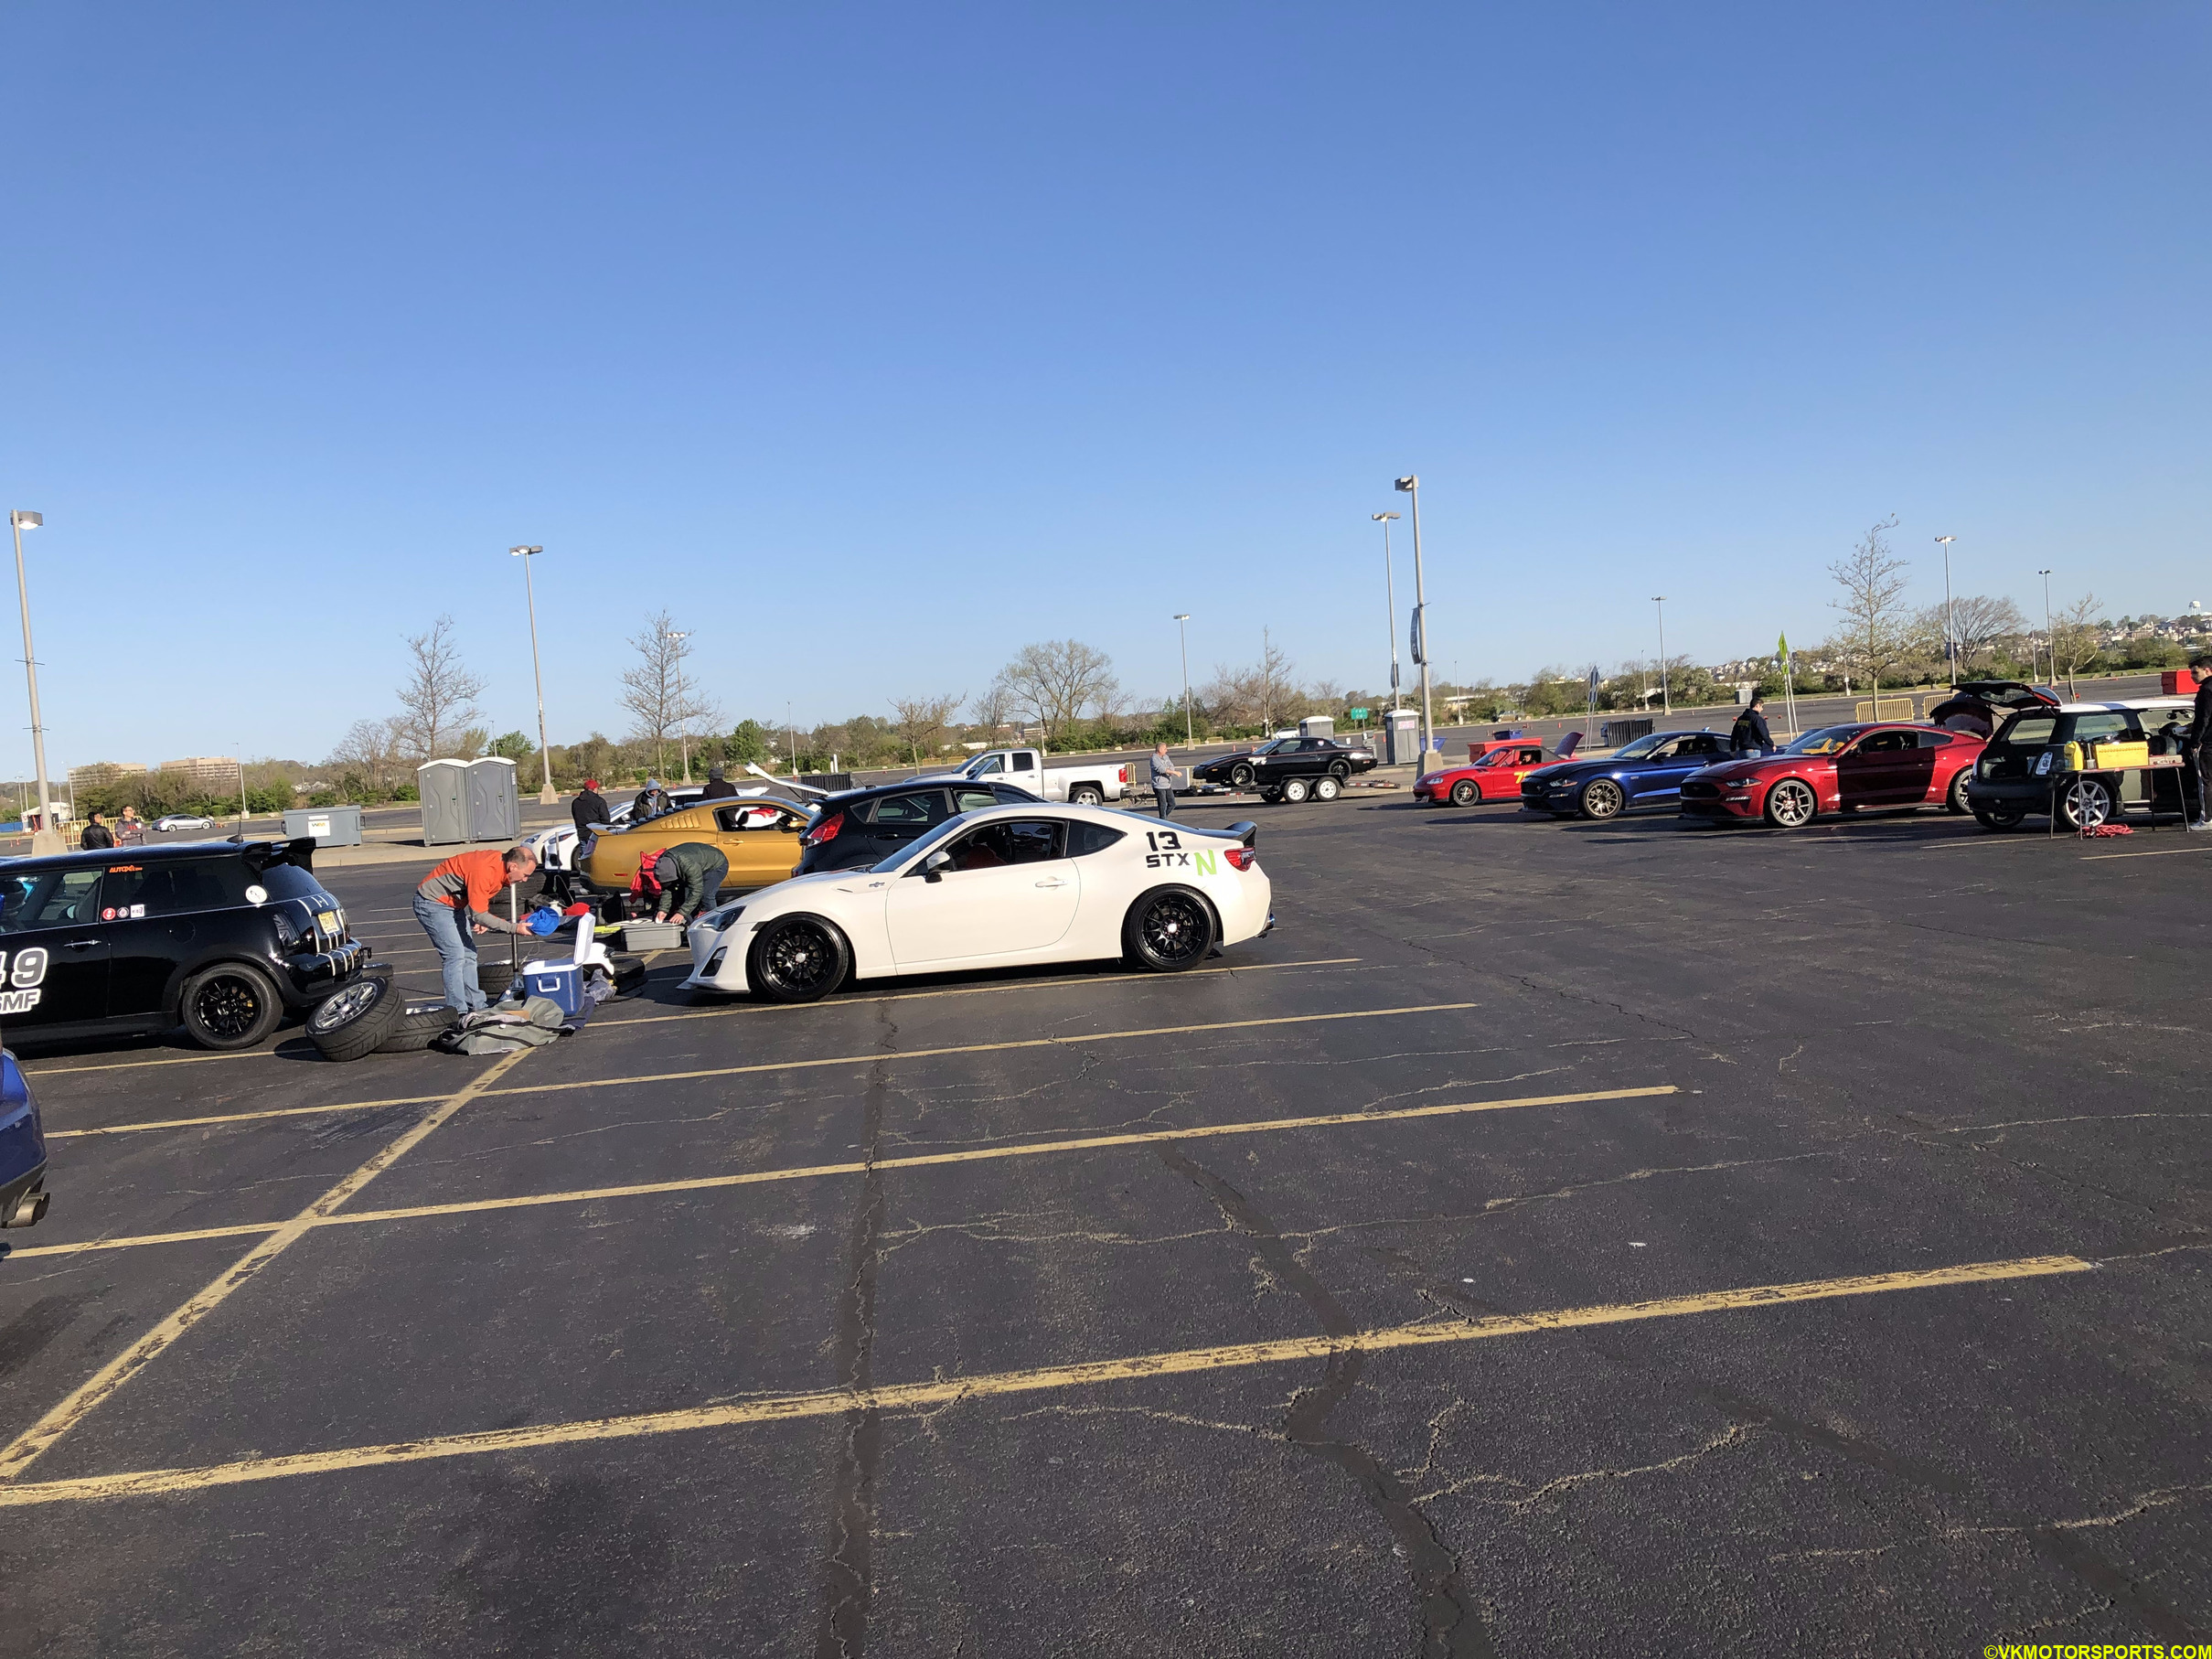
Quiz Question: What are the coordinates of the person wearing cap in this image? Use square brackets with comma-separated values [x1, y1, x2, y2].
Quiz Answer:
[649, 842, 730, 928]
[414, 844, 540, 1011]
[633, 778, 673, 821]
[699, 764, 740, 801]
[570, 778, 609, 840]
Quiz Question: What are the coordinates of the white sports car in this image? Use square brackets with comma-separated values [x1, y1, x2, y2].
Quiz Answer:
[680, 803, 1273, 1001]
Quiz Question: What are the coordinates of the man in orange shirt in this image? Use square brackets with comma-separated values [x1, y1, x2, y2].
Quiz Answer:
[413, 844, 540, 1011]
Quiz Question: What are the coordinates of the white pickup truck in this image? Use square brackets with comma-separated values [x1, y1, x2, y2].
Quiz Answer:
[927, 747, 1129, 806]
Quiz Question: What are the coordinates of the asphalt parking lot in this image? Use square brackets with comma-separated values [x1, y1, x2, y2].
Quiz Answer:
[0, 794, 2207, 1655]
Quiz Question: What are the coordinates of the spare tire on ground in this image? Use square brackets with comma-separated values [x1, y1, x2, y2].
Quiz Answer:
[306, 974, 405, 1062]
[476, 961, 518, 999]
[376, 997, 462, 1054]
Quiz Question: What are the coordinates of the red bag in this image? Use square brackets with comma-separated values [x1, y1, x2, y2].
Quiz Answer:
[629, 849, 668, 896]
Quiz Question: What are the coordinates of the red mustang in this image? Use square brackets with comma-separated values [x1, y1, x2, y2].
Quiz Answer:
[1415, 737, 1574, 806]
[1677, 722, 1985, 829]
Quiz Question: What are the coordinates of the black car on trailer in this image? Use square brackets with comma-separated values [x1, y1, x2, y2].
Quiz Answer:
[1192, 736, 1378, 803]
[0, 838, 370, 1049]
[795, 777, 1042, 874]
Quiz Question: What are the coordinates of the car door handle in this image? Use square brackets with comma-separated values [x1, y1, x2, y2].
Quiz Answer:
[1034, 878, 1069, 889]
[62, 939, 101, 950]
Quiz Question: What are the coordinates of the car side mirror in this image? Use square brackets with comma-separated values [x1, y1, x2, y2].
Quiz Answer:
[922, 850, 952, 883]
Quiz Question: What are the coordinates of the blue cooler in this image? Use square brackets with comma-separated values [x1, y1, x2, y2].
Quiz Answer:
[521, 959, 585, 1016]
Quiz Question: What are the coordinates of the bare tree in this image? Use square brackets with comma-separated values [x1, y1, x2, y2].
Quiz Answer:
[970, 677, 1017, 739]
[396, 615, 485, 759]
[326, 716, 413, 790]
[1928, 594, 2029, 671]
[1825, 516, 1913, 695]
[997, 640, 1118, 749]
[2047, 593, 2107, 697]
[618, 612, 717, 777]
[891, 693, 966, 765]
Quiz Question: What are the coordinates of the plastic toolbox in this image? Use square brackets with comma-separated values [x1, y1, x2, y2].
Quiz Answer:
[619, 921, 687, 952]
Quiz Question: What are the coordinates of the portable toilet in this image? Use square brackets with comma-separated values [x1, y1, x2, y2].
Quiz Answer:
[465, 757, 520, 842]
[1298, 714, 1336, 740]
[418, 759, 470, 845]
[1385, 709, 1420, 765]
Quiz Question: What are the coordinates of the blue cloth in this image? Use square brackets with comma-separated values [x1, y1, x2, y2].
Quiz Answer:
[525, 906, 562, 937]
[413, 890, 486, 1013]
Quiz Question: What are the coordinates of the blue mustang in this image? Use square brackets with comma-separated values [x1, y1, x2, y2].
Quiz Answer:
[0, 1044, 48, 1231]
[1520, 729, 1732, 819]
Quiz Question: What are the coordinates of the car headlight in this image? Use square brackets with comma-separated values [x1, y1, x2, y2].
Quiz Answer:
[698, 904, 743, 930]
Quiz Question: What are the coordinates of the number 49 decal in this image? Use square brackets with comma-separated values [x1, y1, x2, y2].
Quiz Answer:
[0, 947, 48, 1015]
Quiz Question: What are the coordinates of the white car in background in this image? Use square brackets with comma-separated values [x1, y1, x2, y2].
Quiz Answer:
[680, 803, 1271, 1001]
[152, 813, 217, 831]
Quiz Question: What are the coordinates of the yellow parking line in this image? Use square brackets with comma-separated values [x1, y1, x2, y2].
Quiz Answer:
[9, 1084, 1677, 1259]
[2080, 843, 2212, 861]
[0, 1048, 537, 1482]
[22, 958, 1365, 1079]
[0, 1254, 2091, 1506]
[46, 1001, 1475, 1139]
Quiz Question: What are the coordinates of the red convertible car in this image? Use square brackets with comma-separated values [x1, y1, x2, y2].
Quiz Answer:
[1677, 722, 1985, 829]
[1415, 739, 1569, 806]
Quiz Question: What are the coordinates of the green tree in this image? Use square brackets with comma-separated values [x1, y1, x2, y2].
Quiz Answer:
[729, 719, 770, 765]
[487, 730, 536, 761]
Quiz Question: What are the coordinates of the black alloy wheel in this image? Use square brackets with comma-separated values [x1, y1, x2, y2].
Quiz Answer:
[1578, 778, 1625, 820]
[1328, 762, 1350, 783]
[180, 962, 285, 1051]
[1448, 779, 1478, 807]
[1228, 763, 1255, 790]
[1125, 887, 1215, 972]
[1946, 771, 1974, 815]
[747, 915, 851, 1004]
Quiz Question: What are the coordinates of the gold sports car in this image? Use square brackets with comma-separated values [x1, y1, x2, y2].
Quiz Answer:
[577, 798, 813, 894]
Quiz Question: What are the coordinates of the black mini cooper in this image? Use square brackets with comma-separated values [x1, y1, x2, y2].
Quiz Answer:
[0, 838, 371, 1049]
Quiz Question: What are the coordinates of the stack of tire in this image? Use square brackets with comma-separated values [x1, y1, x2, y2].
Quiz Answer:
[305, 965, 513, 1061]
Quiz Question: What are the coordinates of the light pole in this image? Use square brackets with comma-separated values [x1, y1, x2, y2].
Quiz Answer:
[1372, 512, 1402, 712]
[2038, 570, 2055, 686]
[508, 546, 558, 804]
[667, 629, 692, 783]
[1393, 476, 1437, 766]
[1651, 596, 1671, 716]
[1934, 536, 1957, 682]
[1172, 614, 1193, 746]
[8, 511, 59, 854]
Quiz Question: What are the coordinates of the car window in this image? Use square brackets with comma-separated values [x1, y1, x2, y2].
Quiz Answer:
[1068, 821, 1127, 856]
[954, 788, 1000, 813]
[1012, 751, 1040, 770]
[102, 859, 239, 917]
[945, 819, 1066, 870]
[2061, 712, 2134, 744]
[1680, 735, 1725, 756]
[1474, 749, 1513, 768]
[1918, 731, 1953, 748]
[1996, 714, 2058, 747]
[967, 754, 1004, 777]
[866, 790, 950, 829]
[1784, 725, 1855, 756]
[714, 804, 794, 832]
[0, 868, 105, 933]
[1854, 730, 1916, 755]
[1518, 748, 1544, 765]
[1613, 733, 1668, 759]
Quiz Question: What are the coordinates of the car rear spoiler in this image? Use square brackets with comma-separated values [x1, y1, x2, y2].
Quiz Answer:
[1226, 820, 1257, 848]
[240, 836, 318, 872]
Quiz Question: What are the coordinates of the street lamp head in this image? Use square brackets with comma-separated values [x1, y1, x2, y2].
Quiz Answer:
[509, 544, 542, 557]
[1372, 511, 1399, 522]
[1173, 613, 1191, 622]
[1934, 535, 1954, 546]
[10, 511, 40, 530]
[1651, 595, 1667, 604]
[1393, 476, 1417, 493]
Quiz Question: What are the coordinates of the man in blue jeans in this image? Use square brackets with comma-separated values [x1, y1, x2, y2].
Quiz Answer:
[413, 844, 540, 1011]
[1149, 743, 1184, 819]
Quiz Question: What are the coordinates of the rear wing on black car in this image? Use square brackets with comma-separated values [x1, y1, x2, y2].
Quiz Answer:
[240, 837, 318, 873]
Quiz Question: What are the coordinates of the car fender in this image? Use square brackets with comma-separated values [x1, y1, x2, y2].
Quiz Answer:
[738, 870, 895, 978]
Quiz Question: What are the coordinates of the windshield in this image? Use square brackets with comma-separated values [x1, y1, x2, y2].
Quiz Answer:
[961, 754, 1003, 778]
[1784, 725, 1858, 756]
[871, 813, 973, 872]
[1249, 739, 1289, 755]
[1611, 733, 1668, 760]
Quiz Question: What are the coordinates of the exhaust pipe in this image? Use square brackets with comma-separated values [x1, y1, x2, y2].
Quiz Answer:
[3, 1183, 48, 1227]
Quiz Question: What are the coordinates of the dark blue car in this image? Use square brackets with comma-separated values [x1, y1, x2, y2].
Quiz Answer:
[1520, 729, 1732, 819]
[0, 1045, 48, 1230]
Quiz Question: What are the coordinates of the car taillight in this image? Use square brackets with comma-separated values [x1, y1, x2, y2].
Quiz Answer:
[802, 811, 844, 847]
[1224, 846, 1257, 871]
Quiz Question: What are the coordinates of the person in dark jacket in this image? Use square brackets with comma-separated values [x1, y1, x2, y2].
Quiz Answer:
[2185, 660, 2212, 829]
[698, 764, 740, 801]
[79, 811, 115, 851]
[570, 779, 609, 839]
[632, 778, 673, 821]
[1729, 694, 1774, 757]
[649, 842, 730, 926]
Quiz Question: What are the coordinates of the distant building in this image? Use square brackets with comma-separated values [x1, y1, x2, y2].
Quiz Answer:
[68, 761, 150, 789]
[157, 755, 240, 792]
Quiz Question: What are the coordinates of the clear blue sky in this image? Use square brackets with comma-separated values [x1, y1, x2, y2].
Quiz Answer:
[2, 3, 2205, 770]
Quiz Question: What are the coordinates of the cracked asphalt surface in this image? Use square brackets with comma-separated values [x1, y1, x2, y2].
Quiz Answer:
[0, 795, 2207, 1655]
